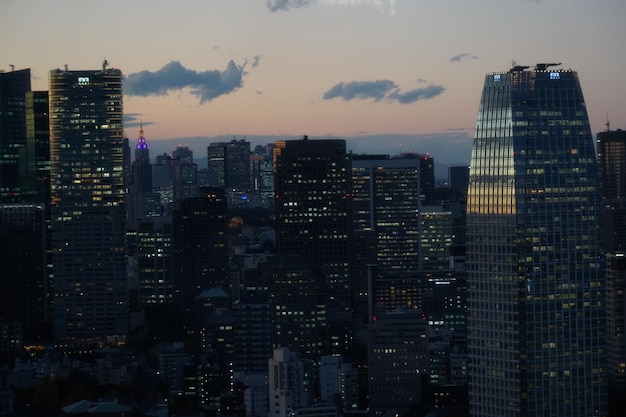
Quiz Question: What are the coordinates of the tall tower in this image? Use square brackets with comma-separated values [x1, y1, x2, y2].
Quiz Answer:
[0, 68, 35, 202]
[597, 128, 626, 391]
[49, 65, 128, 346]
[207, 138, 251, 191]
[128, 122, 154, 228]
[274, 138, 352, 316]
[351, 155, 422, 273]
[171, 187, 228, 324]
[466, 64, 606, 416]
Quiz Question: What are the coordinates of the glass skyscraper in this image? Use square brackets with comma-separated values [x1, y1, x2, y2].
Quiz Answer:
[466, 64, 606, 416]
[49, 66, 128, 346]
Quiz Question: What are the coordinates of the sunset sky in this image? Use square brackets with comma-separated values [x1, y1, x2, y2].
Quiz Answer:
[2, 0, 624, 165]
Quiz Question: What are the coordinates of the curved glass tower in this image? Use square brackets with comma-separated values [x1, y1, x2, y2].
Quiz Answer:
[466, 64, 606, 416]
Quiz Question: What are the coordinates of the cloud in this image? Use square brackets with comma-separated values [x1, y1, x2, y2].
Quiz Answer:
[267, 0, 315, 12]
[251, 55, 261, 68]
[323, 79, 445, 104]
[450, 53, 477, 63]
[323, 80, 397, 102]
[125, 60, 247, 104]
[387, 85, 446, 104]
[124, 113, 154, 128]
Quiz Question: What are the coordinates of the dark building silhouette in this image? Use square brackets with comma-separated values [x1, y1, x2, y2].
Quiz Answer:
[172, 187, 228, 323]
[49, 65, 128, 346]
[232, 297, 274, 374]
[0, 204, 48, 349]
[127, 123, 154, 228]
[598, 128, 626, 253]
[466, 64, 606, 416]
[25, 90, 50, 203]
[207, 138, 251, 191]
[367, 309, 429, 416]
[274, 138, 352, 316]
[0, 68, 33, 202]
[351, 155, 422, 274]
[598, 127, 626, 393]
[136, 216, 173, 305]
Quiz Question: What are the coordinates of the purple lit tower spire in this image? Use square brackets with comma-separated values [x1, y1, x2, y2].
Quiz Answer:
[135, 120, 150, 163]
[132, 120, 152, 195]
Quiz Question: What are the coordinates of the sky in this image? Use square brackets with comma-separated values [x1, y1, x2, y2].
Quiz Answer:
[1, 0, 625, 166]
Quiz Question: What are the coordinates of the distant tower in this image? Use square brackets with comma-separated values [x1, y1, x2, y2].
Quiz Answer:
[597, 127, 626, 390]
[128, 122, 154, 228]
[0, 68, 35, 202]
[207, 138, 251, 191]
[49, 66, 128, 346]
[466, 64, 606, 416]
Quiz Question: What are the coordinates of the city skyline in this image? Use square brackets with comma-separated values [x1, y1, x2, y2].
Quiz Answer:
[2, 0, 624, 166]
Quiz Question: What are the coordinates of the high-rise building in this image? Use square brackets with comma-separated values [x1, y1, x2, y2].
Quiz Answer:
[25, 90, 50, 203]
[207, 139, 251, 191]
[597, 128, 626, 253]
[0, 204, 48, 345]
[597, 128, 626, 393]
[127, 123, 154, 228]
[466, 64, 606, 416]
[352, 155, 422, 273]
[171, 187, 228, 321]
[418, 206, 453, 270]
[49, 65, 128, 346]
[0, 68, 34, 202]
[367, 309, 429, 416]
[136, 216, 173, 305]
[274, 138, 352, 315]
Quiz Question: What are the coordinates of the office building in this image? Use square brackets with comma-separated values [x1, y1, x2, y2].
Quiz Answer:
[136, 216, 173, 305]
[208, 138, 251, 191]
[268, 347, 315, 417]
[605, 254, 626, 389]
[352, 155, 422, 273]
[49, 65, 128, 345]
[0, 68, 34, 202]
[419, 206, 453, 270]
[171, 187, 228, 321]
[597, 128, 626, 391]
[367, 309, 429, 416]
[25, 90, 50, 203]
[274, 138, 352, 315]
[0, 204, 48, 346]
[466, 64, 606, 416]
[597, 128, 626, 253]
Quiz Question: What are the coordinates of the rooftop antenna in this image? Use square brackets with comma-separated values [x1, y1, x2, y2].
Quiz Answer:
[102, 59, 109, 71]
[9, 64, 14, 71]
[606, 115, 611, 132]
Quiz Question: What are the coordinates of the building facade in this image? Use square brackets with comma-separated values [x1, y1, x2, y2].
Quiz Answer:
[49, 65, 128, 345]
[274, 138, 352, 316]
[466, 64, 606, 416]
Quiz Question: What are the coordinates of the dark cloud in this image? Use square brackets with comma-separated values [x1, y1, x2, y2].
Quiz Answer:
[124, 113, 154, 128]
[323, 80, 397, 101]
[450, 53, 478, 63]
[387, 85, 445, 104]
[251, 55, 261, 68]
[323, 79, 445, 104]
[125, 60, 246, 104]
[267, 0, 315, 12]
